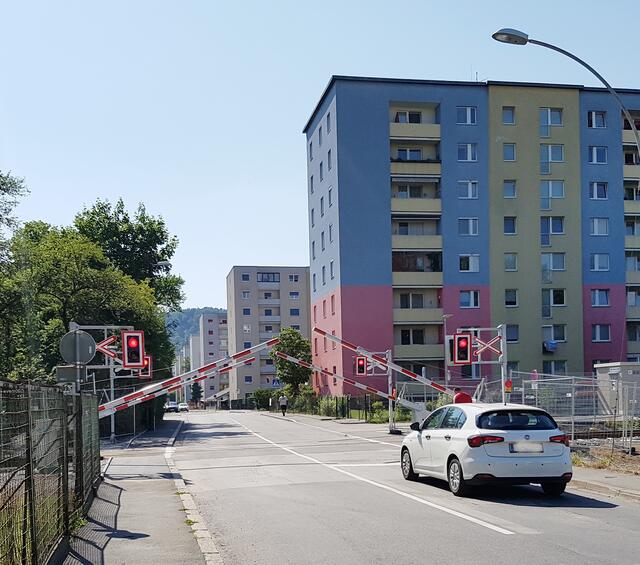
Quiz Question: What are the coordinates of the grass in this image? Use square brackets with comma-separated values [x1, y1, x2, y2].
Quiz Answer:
[175, 491, 187, 496]
[572, 448, 639, 474]
[185, 518, 197, 526]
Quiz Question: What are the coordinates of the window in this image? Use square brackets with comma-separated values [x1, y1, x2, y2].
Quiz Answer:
[396, 184, 425, 199]
[505, 289, 518, 307]
[312, 273, 316, 292]
[506, 325, 519, 343]
[330, 260, 334, 279]
[309, 175, 314, 193]
[541, 252, 566, 282]
[590, 217, 609, 236]
[311, 241, 315, 259]
[457, 143, 477, 162]
[328, 149, 332, 170]
[503, 143, 516, 161]
[543, 360, 567, 375]
[320, 197, 324, 216]
[627, 288, 640, 307]
[291, 324, 300, 331]
[289, 291, 299, 299]
[331, 295, 335, 314]
[589, 146, 608, 164]
[503, 216, 517, 235]
[588, 111, 606, 128]
[502, 106, 515, 125]
[540, 180, 564, 210]
[627, 253, 640, 272]
[503, 180, 516, 198]
[441, 407, 467, 429]
[400, 293, 425, 309]
[319, 161, 324, 181]
[542, 288, 565, 318]
[244, 375, 253, 384]
[264, 309, 272, 316]
[400, 328, 425, 345]
[626, 217, 640, 236]
[243, 324, 251, 334]
[289, 274, 299, 282]
[590, 182, 608, 200]
[504, 253, 517, 271]
[257, 272, 280, 283]
[540, 216, 564, 245]
[397, 148, 422, 161]
[460, 290, 480, 308]
[458, 217, 478, 236]
[326, 112, 331, 132]
[309, 141, 313, 161]
[311, 208, 315, 227]
[628, 324, 640, 342]
[242, 308, 251, 316]
[540, 144, 564, 174]
[290, 308, 300, 316]
[322, 300, 326, 318]
[539, 107, 563, 137]
[394, 111, 421, 123]
[542, 324, 566, 342]
[318, 126, 322, 146]
[625, 185, 640, 201]
[241, 273, 250, 282]
[591, 289, 610, 307]
[264, 325, 273, 332]
[242, 290, 250, 299]
[592, 324, 611, 342]
[590, 253, 610, 271]
[321, 231, 325, 251]
[459, 254, 480, 272]
[329, 224, 333, 242]
[456, 106, 477, 125]
[243, 341, 251, 349]
[322, 266, 326, 285]
[265, 358, 274, 365]
[328, 188, 333, 206]
[457, 180, 478, 199]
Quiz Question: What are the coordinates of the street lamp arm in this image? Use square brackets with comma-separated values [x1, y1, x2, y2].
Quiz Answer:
[528, 37, 640, 158]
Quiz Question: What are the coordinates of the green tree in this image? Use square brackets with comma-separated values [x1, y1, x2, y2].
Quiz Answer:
[0, 171, 28, 232]
[191, 382, 203, 404]
[270, 328, 312, 394]
[252, 388, 275, 410]
[74, 198, 184, 309]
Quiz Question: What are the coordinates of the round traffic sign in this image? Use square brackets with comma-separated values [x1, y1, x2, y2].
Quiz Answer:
[60, 330, 96, 364]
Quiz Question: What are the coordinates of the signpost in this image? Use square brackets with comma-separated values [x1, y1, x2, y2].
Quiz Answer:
[59, 330, 97, 389]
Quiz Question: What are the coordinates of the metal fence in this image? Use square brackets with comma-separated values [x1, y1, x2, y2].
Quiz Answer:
[0, 381, 100, 565]
[476, 372, 640, 448]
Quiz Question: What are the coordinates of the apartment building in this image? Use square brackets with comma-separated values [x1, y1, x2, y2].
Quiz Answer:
[304, 75, 640, 395]
[226, 266, 311, 401]
[198, 312, 229, 398]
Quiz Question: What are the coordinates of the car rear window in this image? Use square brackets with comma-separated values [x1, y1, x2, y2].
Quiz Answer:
[477, 410, 557, 430]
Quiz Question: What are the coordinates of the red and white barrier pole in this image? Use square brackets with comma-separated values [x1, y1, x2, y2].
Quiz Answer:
[313, 327, 455, 397]
[98, 338, 279, 416]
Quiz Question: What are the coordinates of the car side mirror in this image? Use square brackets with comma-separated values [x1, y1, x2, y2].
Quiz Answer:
[410, 422, 420, 431]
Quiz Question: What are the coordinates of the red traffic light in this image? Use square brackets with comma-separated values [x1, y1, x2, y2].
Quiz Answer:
[453, 333, 472, 365]
[122, 330, 145, 369]
[458, 338, 468, 348]
[355, 356, 367, 375]
[128, 337, 139, 348]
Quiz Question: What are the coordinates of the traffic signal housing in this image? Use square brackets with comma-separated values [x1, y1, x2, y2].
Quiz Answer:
[139, 354, 153, 379]
[355, 356, 367, 375]
[453, 333, 472, 365]
[122, 330, 145, 369]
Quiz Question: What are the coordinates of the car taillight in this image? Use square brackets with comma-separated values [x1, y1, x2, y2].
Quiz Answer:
[549, 434, 570, 447]
[467, 435, 505, 448]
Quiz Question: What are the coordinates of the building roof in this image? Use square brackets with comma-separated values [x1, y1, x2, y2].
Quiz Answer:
[303, 74, 640, 133]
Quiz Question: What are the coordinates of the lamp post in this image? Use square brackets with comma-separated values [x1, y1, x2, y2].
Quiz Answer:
[442, 313, 453, 388]
[492, 28, 640, 160]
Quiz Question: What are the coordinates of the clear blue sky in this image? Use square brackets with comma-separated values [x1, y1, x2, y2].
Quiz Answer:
[1, 0, 636, 308]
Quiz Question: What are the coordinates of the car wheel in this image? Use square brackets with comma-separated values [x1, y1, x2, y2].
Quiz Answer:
[447, 457, 470, 497]
[541, 482, 566, 496]
[401, 449, 418, 481]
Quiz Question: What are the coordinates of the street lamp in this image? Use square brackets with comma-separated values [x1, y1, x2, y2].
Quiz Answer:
[492, 28, 640, 157]
[442, 313, 453, 387]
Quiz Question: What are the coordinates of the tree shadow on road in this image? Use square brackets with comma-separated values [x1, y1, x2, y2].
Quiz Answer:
[176, 421, 251, 444]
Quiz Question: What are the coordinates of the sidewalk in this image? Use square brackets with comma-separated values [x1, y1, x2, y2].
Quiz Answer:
[571, 467, 640, 502]
[62, 420, 205, 565]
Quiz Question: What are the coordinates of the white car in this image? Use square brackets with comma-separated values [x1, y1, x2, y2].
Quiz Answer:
[401, 403, 572, 497]
[178, 402, 189, 412]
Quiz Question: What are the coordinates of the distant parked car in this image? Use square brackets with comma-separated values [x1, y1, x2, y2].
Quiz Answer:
[178, 402, 189, 412]
[164, 401, 179, 413]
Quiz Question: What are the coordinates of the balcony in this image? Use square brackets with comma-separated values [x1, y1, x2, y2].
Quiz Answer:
[391, 198, 441, 214]
[625, 200, 640, 214]
[260, 364, 276, 374]
[627, 341, 640, 355]
[627, 306, 640, 320]
[259, 316, 281, 323]
[257, 282, 280, 290]
[389, 122, 441, 140]
[259, 332, 278, 340]
[393, 271, 443, 287]
[391, 160, 441, 177]
[258, 298, 280, 305]
[392, 235, 442, 250]
[393, 308, 444, 323]
[623, 129, 638, 145]
[624, 165, 640, 180]
[626, 236, 640, 249]
[394, 344, 444, 359]
[627, 271, 640, 284]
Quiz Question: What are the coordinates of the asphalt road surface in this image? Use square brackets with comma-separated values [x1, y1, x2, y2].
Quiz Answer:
[170, 411, 640, 565]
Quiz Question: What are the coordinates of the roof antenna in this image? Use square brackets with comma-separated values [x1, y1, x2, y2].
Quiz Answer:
[476, 71, 479, 82]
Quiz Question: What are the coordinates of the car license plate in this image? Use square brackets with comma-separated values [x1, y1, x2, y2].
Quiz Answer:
[509, 442, 543, 453]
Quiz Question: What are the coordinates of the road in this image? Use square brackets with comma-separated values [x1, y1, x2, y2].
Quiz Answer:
[169, 410, 640, 565]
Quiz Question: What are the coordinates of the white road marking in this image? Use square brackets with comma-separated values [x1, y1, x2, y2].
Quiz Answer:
[232, 418, 515, 535]
[333, 462, 399, 467]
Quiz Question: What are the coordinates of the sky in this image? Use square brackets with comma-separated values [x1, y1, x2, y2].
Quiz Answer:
[1, 0, 638, 308]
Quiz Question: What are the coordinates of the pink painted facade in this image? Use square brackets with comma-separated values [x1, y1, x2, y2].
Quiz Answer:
[582, 285, 627, 371]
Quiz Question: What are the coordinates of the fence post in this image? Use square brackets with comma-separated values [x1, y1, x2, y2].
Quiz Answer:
[571, 377, 575, 442]
[75, 395, 84, 507]
[61, 397, 70, 536]
[24, 385, 39, 565]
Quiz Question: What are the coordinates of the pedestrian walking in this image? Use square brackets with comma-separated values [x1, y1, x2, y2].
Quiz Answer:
[278, 393, 288, 416]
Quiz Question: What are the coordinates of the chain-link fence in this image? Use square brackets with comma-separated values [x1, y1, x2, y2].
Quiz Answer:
[0, 381, 100, 565]
[476, 372, 640, 447]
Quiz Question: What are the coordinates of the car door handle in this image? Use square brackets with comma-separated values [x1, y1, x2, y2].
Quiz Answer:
[444, 435, 451, 441]
[423, 434, 430, 440]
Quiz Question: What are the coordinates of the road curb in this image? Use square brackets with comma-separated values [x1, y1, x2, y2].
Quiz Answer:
[569, 479, 640, 503]
[126, 431, 147, 448]
[164, 419, 224, 564]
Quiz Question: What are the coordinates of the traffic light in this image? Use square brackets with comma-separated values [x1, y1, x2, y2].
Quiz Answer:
[355, 356, 367, 375]
[122, 330, 145, 369]
[139, 355, 153, 379]
[453, 333, 472, 365]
